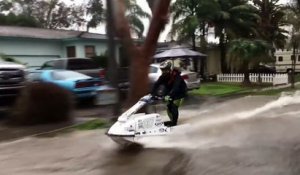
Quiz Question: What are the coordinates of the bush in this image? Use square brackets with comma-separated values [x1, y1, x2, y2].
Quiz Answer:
[91, 55, 108, 68]
[9, 82, 74, 126]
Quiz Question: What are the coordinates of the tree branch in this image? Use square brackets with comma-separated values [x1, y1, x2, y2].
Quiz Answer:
[113, 0, 135, 53]
[146, 0, 158, 12]
[142, 0, 171, 60]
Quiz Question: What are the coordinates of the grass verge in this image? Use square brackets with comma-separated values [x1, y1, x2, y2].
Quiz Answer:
[72, 119, 111, 130]
[190, 82, 300, 97]
[189, 82, 252, 97]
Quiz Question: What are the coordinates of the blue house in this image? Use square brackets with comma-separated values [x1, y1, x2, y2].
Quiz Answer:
[0, 26, 121, 68]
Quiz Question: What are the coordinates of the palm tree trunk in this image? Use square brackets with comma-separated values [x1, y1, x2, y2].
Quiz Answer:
[200, 22, 207, 76]
[242, 62, 251, 85]
[291, 44, 296, 88]
[191, 33, 198, 73]
[219, 32, 227, 73]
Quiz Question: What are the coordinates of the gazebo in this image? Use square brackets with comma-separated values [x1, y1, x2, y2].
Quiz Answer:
[153, 46, 207, 75]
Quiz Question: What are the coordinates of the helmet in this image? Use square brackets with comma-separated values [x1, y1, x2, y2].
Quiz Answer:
[159, 60, 172, 70]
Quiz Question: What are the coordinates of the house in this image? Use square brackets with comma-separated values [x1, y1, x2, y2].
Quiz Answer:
[0, 26, 121, 68]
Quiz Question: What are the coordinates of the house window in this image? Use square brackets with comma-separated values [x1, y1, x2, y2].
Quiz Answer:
[278, 56, 283, 62]
[298, 55, 300, 62]
[67, 46, 76, 58]
[291, 55, 296, 61]
[85, 45, 96, 58]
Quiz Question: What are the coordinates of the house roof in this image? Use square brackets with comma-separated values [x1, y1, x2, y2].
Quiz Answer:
[0, 26, 107, 40]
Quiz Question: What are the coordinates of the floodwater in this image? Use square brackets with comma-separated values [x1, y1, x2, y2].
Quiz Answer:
[1, 92, 300, 175]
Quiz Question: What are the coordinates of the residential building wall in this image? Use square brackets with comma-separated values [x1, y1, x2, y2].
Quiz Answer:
[0, 38, 63, 67]
[0, 37, 121, 67]
[206, 48, 221, 75]
[62, 40, 120, 64]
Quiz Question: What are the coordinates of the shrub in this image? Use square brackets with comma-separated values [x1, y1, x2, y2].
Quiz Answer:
[9, 82, 74, 126]
[91, 55, 108, 68]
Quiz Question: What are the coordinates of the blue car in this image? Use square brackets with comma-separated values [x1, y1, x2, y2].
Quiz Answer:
[26, 70, 103, 100]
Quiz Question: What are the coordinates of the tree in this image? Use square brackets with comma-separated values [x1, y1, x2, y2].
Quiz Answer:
[252, 0, 288, 50]
[169, 0, 200, 49]
[291, 0, 300, 9]
[285, 5, 300, 88]
[0, 13, 40, 27]
[169, 0, 219, 73]
[86, 0, 105, 32]
[0, 0, 85, 29]
[85, 0, 149, 38]
[213, 0, 260, 73]
[146, 0, 158, 10]
[112, 0, 171, 105]
[228, 39, 271, 84]
[169, 0, 218, 50]
[125, 0, 151, 38]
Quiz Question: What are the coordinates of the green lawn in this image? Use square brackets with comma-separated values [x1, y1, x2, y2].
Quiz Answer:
[190, 81, 300, 97]
[295, 74, 300, 82]
[190, 83, 252, 97]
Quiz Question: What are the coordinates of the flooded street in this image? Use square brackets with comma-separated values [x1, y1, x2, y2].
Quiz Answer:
[1, 93, 300, 175]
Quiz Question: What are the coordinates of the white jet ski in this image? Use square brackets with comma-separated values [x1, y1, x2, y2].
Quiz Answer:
[106, 94, 183, 146]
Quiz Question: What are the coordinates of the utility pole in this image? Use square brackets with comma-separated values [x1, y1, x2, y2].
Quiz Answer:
[106, 0, 121, 117]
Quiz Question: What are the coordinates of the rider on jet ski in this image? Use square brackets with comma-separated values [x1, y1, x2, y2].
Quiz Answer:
[151, 60, 187, 127]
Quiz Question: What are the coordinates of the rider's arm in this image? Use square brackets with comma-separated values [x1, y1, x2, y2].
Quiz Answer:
[151, 76, 163, 95]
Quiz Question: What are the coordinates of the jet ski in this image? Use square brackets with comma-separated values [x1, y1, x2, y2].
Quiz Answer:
[106, 94, 181, 146]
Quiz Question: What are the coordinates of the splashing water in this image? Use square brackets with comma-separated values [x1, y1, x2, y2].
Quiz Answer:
[237, 91, 300, 119]
[140, 91, 300, 149]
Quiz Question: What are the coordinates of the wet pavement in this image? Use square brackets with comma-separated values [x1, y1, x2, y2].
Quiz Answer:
[1, 93, 300, 174]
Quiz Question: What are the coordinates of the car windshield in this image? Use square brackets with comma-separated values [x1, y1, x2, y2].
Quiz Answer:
[51, 71, 90, 80]
[149, 66, 158, 73]
[67, 59, 99, 70]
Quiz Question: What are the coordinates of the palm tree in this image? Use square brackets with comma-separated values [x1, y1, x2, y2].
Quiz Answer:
[169, 0, 218, 73]
[252, 0, 288, 50]
[228, 39, 271, 84]
[284, 5, 300, 88]
[169, 0, 218, 50]
[125, 0, 151, 38]
[169, 0, 199, 49]
[213, 0, 260, 73]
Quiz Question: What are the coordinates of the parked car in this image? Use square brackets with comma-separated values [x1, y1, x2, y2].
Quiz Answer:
[249, 65, 276, 74]
[148, 63, 201, 90]
[26, 70, 104, 101]
[0, 61, 26, 109]
[40, 58, 130, 91]
[40, 58, 106, 79]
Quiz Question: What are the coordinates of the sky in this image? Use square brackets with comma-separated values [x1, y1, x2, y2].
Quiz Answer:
[67, 0, 291, 43]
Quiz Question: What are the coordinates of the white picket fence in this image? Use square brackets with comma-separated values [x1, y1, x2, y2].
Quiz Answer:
[217, 73, 289, 86]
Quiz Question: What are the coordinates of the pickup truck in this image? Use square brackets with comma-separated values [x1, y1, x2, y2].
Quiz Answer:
[0, 61, 26, 109]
